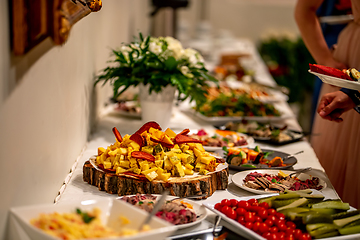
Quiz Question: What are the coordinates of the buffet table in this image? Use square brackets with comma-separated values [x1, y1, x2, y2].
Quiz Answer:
[53, 38, 340, 239]
[9, 38, 341, 240]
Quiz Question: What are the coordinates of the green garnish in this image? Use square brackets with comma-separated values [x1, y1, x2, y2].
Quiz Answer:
[138, 201, 144, 205]
[223, 138, 229, 143]
[263, 151, 273, 159]
[271, 129, 281, 137]
[271, 178, 276, 183]
[76, 208, 95, 224]
[211, 135, 217, 139]
[240, 164, 257, 168]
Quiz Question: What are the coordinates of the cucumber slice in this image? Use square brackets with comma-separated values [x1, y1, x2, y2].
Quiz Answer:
[307, 224, 338, 237]
[339, 225, 360, 235]
[279, 207, 310, 221]
[334, 214, 360, 228]
[306, 223, 335, 232]
[272, 199, 301, 209]
[277, 198, 309, 212]
[313, 231, 339, 239]
[311, 200, 350, 210]
[344, 219, 360, 228]
[332, 210, 360, 220]
[302, 212, 333, 224]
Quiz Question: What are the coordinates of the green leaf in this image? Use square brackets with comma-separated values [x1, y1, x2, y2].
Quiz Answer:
[164, 57, 177, 71]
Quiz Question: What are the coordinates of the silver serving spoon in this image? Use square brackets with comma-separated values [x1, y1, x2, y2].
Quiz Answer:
[169, 193, 208, 202]
[283, 150, 304, 161]
[138, 191, 169, 231]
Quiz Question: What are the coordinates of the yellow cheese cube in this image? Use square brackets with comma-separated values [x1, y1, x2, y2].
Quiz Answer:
[164, 158, 173, 170]
[162, 135, 174, 146]
[180, 144, 190, 152]
[184, 167, 194, 175]
[116, 167, 127, 174]
[129, 141, 140, 151]
[193, 148, 202, 158]
[170, 156, 180, 165]
[145, 171, 158, 181]
[199, 156, 214, 165]
[195, 162, 206, 171]
[142, 167, 157, 175]
[185, 164, 194, 170]
[173, 144, 180, 149]
[157, 172, 171, 181]
[199, 169, 209, 175]
[133, 168, 141, 175]
[98, 147, 106, 156]
[108, 149, 119, 157]
[119, 160, 130, 168]
[118, 148, 128, 155]
[155, 160, 164, 168]
[174, 162, 185, 177]
[140, 161, 149, 171]
[165, 128, 177, 138]
[194, 143, 205, 152]
[103, 161, 112, 169]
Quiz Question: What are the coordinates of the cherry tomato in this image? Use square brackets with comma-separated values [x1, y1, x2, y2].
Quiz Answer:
[248, 198, 258, 205]
[284, 235, 295, 240]
[230, 199, 238, 207]
[237, 215, 245, 225]
[237, 200, 250, 209]
[258, 209, 269, 219]
[258, 222, 270, 234]
[277, 232, 286, 239]
[276, 212, 286, 221]
[245, 222, 253, 229]
[226, 208, 237, 220]
[265, 219, 274, 227]
[259, 202, 270, 209]
[252, 222, 261, 232]
[245, 212, 255, 222]
[214, 203, 222, 211]
[275, 219, 286, 228]
[286, 221, 296, 229]
[221, 205, 231, 215]
[269, 226, 279, 233]
[254, 216, 262, 222]
[277, 222, 287, 232]
[294, 229, 303, 239]
[285, 228, 295, 236]
[298, 233, 312, 240]
[262, 232, 272, 239]
[267, 215, 277, 222]
[268, 233, 279, 240]
[235, 207, 246, 216]
[221, 199, 231, 206]
[267, 208, 277, 215]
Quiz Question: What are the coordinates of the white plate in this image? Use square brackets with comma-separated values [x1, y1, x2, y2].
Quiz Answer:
[232, 169, 327, 195]
[10, 198, 177, 240]
[318, 14, 354, 25]
[309, 70, 360, 91]
[202, 192, 360, 240]
[188, 129, 255, 152]
[117, 194, 207, 230]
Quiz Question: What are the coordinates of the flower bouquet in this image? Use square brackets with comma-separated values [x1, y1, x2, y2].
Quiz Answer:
[95, 33, 218, 107]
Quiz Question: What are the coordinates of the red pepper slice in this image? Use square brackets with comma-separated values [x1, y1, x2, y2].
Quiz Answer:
[150, 137, 174, 148]
[131, 151, 155, 162]
[174, 134, 203, 144]
[135, 121, 162, 135]
[309, 64, 352, 81]
[122, 171, 148, 181]
[112, 127, 123, 142]
[130, 133, 144, 147]
[178, 128, 190, 135]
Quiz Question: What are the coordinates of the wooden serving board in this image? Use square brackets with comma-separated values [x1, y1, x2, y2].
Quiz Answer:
[82, 160, 229, 199]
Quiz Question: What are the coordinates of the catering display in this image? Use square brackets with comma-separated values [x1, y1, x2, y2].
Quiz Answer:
[203, 191, 360, 240]
[222, 121, 304, 145]
[10, 198, 177, 240]
[83, 121, 229, 198]
[119, 193, 207, 228]
[188, 129, 254, 151]
[219, 146, 297, 171]
[309, 64, 360, 91]
[232, 170, 326, 195]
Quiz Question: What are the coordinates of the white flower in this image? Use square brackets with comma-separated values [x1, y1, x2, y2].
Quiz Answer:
[180, 66, 194, 78]
[149, 41, 162, 55]
[165, 36, 184, 60]
[120, 46, 131, 62]
[183, 48, 204, 67]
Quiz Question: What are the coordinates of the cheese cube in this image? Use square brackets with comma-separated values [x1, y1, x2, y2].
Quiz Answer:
[157, 172, 171, 181]
[116, 167, 127, 174]
[165, 128, 177, 138]
[174, 162, 185, 177]
[98, 147, 106, 156]
[103, 161, 112, 169]
[145, 171, 158, 181]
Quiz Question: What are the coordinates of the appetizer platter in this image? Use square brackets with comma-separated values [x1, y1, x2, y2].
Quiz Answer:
[216, 146, 297, 171]
[309, 64, 360, 91]
[83, 121, 229, 198]
[221, 121, 304, 145]
[118, 194, 207, 229]
[203, 190, 360, 240]
[10, 198, 177, 240]
[188, 128, 254, 151]
[232, 170, 326, 195]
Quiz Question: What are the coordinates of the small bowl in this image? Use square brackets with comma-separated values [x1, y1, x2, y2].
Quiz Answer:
[10, 198, 178, 240]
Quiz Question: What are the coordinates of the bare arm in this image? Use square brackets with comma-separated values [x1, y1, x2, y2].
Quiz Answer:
[294, 0, 347, 69]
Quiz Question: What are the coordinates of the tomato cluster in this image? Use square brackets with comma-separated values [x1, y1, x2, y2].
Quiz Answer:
[214, 198, 312, 240]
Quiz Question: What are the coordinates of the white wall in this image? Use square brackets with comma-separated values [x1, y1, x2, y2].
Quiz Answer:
[178, 0, 299, 43]
[0, 1, 149, 239]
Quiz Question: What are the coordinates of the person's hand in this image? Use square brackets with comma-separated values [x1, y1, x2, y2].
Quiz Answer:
[317, 91, 355, 122]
